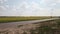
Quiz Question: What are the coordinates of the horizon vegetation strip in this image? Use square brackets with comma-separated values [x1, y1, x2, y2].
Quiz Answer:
[0, 17, 52, 23]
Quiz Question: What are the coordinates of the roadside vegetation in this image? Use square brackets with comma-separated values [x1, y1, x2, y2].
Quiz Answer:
[29, 19, 60, 34]
[0, 16, 51, 23]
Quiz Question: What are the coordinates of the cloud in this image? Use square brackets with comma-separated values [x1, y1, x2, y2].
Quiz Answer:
[31, 2, 40, 9]
[0, 6, 7, 10]
[0, 0, 3, 3]
[40, 0, 57, 8]
[56, 0, 60, 3]
[52, 9, 60, 16]
[4, 0, 8, 2]
[0, 0, 60, 16]
[15, 1, 51, 16]
[0, 0, 7, 3]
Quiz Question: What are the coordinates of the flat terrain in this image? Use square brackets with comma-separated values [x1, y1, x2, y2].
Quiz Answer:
[0, 16, 51, 23]
[0, 18, 59, 29]
[0, 17, 60, 34]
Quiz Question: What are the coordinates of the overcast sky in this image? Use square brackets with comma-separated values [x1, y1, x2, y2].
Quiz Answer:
[0, 0, 60, 16]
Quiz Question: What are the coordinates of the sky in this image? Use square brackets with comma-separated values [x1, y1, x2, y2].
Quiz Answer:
[0, 0, 60, 16]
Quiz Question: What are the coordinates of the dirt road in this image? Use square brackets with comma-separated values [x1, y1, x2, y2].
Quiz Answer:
[0, 18, 59, 29]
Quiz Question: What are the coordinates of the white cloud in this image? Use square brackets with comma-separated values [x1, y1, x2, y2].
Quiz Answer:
[4, 0, 8, 2]
[0, 6, 7, 10]
[0, 0, 60, 16]
[17, 1, 51, 16]
[5, 4, 9, 8]
[52, 9, 60, 16]
[31, 2, 40, 10]
[56, 0, 60, 3]
[0, 0, 4, 3]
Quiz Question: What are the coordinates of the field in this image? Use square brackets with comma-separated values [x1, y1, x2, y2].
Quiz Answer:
[0, 17, 59, 34]
[0, 16, 60, 34]
[0, 16, 52, 23]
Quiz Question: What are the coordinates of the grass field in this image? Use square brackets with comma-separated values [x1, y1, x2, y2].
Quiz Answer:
[0, 16, 52, 23]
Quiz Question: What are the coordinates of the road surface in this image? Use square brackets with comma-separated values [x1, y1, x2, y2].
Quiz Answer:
[0, 18, 59, 29]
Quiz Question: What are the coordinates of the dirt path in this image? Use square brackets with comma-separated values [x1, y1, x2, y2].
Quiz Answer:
[0, 18, 59, 29]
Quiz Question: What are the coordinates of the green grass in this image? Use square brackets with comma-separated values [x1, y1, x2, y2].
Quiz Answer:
[0, 16, 52, 23]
